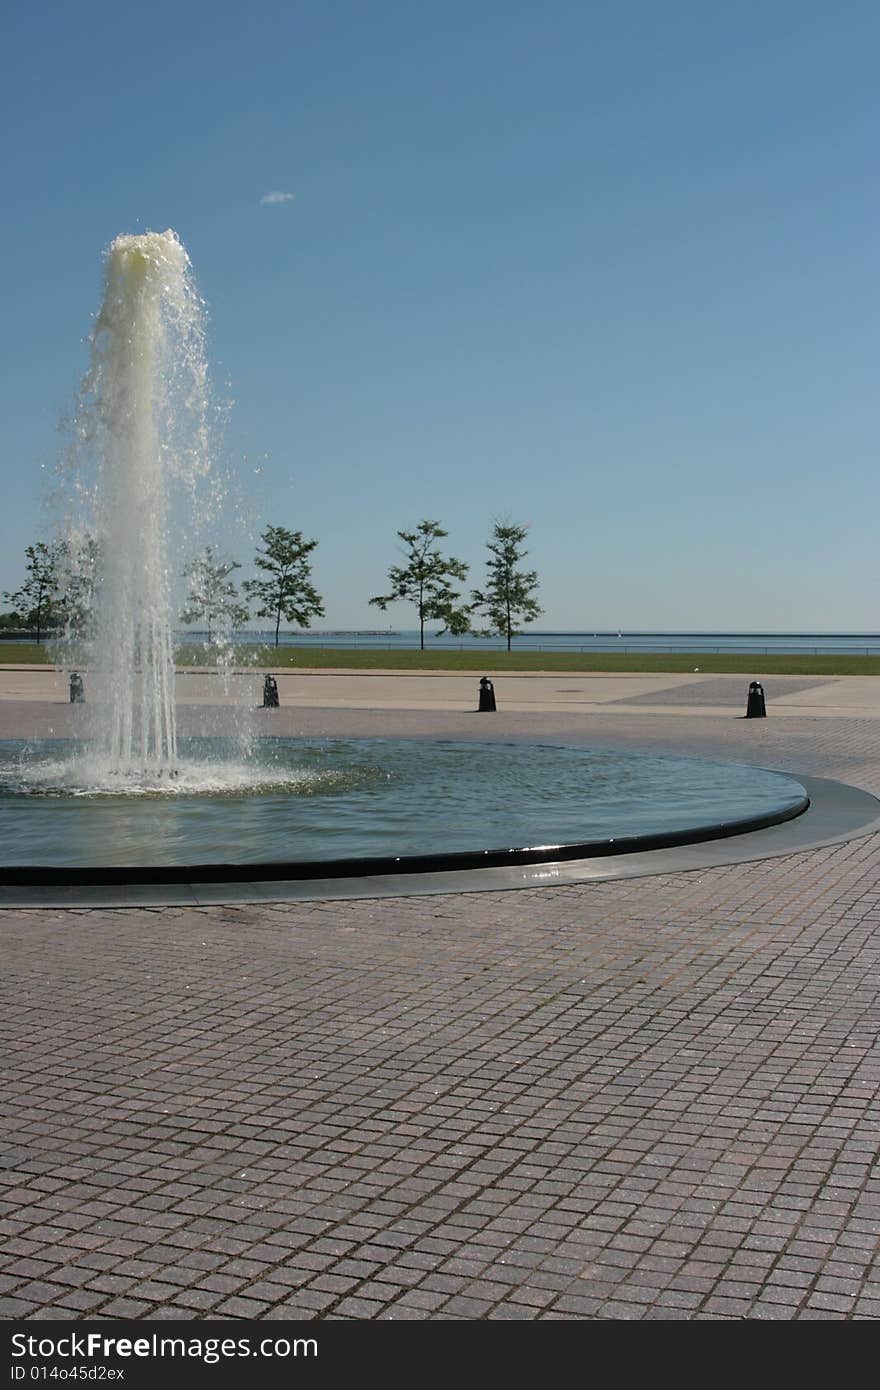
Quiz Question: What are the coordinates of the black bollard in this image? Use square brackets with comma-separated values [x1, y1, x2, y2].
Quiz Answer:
[262, 674, 280, 708]
[478, 676, 497, 712]
[745, 680, 766, 718]
[69, 672, 84, 704]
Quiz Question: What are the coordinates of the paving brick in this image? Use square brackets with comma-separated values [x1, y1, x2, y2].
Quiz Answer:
[2, 702, 880, 1320]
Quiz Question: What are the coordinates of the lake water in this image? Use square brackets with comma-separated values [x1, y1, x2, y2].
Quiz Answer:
[4, 629, 878, 657]
[217, 629, 880, 656]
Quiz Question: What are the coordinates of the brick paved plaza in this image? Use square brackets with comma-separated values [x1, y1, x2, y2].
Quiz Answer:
[1, 670, 878, 1319]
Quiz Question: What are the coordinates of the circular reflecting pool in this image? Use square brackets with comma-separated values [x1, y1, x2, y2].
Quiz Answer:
[0, 737, 808, 878]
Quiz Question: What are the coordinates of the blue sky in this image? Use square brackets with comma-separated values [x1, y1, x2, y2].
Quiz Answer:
[2, 0, 878, 631]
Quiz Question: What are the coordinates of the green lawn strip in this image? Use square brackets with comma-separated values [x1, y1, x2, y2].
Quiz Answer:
[177, 646, 880, 677]
[4, 642, 879, 676]
[0, 644, 54, 664]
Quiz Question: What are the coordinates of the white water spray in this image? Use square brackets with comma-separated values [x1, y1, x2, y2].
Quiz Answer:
[74, 230, 211, 775]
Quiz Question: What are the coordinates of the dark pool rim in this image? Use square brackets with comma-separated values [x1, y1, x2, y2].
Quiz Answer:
[0, 790, 810, 887]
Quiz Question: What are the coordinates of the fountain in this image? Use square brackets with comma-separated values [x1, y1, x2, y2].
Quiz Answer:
[65, 229, 212, 780]
[87, 233, 187, 773]
[0, 230, 823, 893]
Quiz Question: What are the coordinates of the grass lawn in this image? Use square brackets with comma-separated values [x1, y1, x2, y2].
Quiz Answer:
[4, 643, 880, 677]
[182, 645, 880, 677]
[0, 644, 55, 665]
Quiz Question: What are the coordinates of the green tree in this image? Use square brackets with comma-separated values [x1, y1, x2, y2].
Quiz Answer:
[470, 520, 542, 651]
[181, 547, 249, 643]
[243, 525, 324, 647]
[3, 542, 64, 643]
[56, 535, 102, 639]
[369, 519, 470, 650]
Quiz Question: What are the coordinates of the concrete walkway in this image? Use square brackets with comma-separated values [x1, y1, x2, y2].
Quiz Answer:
[5, 664, 880, 719]
[1, 669, 878, 1319]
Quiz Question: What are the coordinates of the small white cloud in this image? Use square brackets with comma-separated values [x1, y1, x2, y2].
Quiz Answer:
[260, 191, 295, 205]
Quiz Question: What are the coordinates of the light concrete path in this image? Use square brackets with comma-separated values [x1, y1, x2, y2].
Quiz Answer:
[4, 664, 880, 719]
[1, 669, 879, 1320]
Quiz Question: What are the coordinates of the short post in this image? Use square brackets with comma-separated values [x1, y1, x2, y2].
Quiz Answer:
[745, 681, 766, 718]
[69, 672, 84, 704]
[478, 676, 497, 712]
[262, 674, 280, 708]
